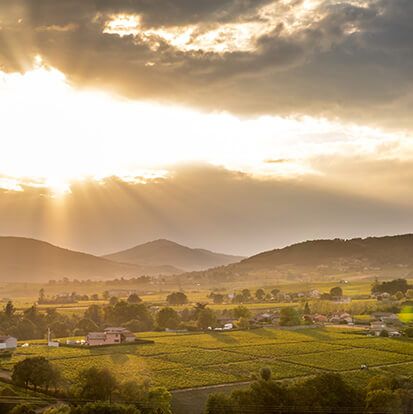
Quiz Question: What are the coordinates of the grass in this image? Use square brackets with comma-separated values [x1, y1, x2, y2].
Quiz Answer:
[3, 327, 413, 391]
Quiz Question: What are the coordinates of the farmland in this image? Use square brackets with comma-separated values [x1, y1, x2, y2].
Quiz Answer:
[1, 327, 412, 391]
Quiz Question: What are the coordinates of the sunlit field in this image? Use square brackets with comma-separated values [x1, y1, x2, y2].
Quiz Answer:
[3, 328, 412, 390]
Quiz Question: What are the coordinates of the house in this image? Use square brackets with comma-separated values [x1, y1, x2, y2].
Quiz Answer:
[369, 321, 400, 337]
[105, 327, 136, 343]
[253, 312, 279, 324]
[372, 312, 400, 324]
[86, 327, 136, 346]
[216, 317, 236, 325]
[108, 289, 137, 298]
[308, 290, 321, 299]
[329, 315, 341, 324]
[313, 314, 328, 324]
[0, 336, 17, 349]
[328, 313, 353, 324]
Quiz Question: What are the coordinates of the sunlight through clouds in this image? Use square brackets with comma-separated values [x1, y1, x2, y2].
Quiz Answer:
[102, 0, 329, 54]
[0, 60, 411, 194]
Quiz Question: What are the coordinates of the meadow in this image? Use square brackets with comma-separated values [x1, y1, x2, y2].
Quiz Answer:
[2, 327, 412, 391]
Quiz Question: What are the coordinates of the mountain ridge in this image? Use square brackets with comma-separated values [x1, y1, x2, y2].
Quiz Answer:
[240, 234, 413, 269]
[103, 238, 244, 271]
[0, 237, 181, 282]
[180, 234, 413, 281]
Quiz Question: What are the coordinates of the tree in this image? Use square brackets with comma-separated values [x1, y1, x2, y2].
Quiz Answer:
[10, 404, 36, 414]
[71, 402, 140, 414]
[206, 394, 234, 414]
[76, 368, 118, 401]
[233, 306, 251, 319]
[238, 317, 250, 329]
[330, 287, 343, 298]
[294, 373, 362, 411]
[91, 294, 99, 301]
[116, 381, 172, 414]
[102, 291, 110, 300]
[241, 289, 252, 303]
[404, 327, 413, 338]
[77, 318, 99, 334]
[13, 318, 38, 340]
[372, 279, 410, 295]
[4, 300, 15, 318]
[259, 367, 272, 381]
[380, 329, 389, 337]
[42, 404, 71, 414]
[255, 289, 265, 301]
[197, 308, 217, 330]
[231, 294, 244, 304]
[303, 302, 311, 315]
[109, 297, 119, 306]
[127, 294, 142, 304]
[166, 292, 188, 306]
[206, 373, 367, 414]
[271, 288, 280, 298]
[210, 294, 224, 304]
[84, 305, 104, 326]
[156, 307, 180, 330]
[12, 357, 60, 392]
[105, 302, 153, 330]
[193, 302, 208, 319]
[365, 389, 403, 414]
[38, 288, 46, 304]
[49, 320, 70, 338]
[406, 289, 413, 299]
[279, 307, 300, 326]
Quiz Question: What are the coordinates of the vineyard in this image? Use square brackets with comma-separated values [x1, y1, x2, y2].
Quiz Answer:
[1, 328, 412, 390]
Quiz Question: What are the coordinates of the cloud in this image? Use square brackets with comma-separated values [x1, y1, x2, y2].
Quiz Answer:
[0, 0, 413, 130]
[1, 164, 413, 256]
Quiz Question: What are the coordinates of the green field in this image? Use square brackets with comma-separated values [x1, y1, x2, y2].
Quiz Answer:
[2, 327, 413, 390]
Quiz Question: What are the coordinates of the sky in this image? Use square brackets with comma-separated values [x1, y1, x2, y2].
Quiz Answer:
[1, 0, 413, 256]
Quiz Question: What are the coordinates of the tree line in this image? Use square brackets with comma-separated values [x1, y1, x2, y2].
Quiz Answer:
[8, 357, 171, 414]
[206, 368, 413, 414]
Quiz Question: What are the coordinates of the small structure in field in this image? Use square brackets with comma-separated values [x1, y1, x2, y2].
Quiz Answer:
[313, 314, 328, 324]
[369, 321, 401, 337]
[0, 336, 17, 349]
[86, 327, 136, 346]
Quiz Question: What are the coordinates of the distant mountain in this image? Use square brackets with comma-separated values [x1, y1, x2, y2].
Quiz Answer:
[240, 234, 413, 270]
[0, 237, 180, 282]
[103, 239, 244, 271]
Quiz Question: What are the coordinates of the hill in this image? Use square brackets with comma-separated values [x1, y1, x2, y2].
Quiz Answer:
[182, 234, 413, 282]
[103, 239, 244, 271]
[240, 234, 413, 270]
[0, 237, 180, 282]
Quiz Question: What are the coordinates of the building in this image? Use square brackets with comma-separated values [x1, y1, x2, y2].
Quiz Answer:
[86, 327, 136, 346]
[369, 321, 400, 337]
[313, 314, 328, 324]
[0, 336, 17, 349]
[308, 289, 321, 299]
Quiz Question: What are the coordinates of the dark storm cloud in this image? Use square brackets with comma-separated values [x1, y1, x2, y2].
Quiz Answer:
[1, 0, 413, 128]
[1, 164, 413, 256]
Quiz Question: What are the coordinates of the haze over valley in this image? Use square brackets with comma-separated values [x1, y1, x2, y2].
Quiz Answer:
[1, 1, 413, 413]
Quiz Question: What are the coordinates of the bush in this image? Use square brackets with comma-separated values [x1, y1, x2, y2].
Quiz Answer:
[71, 402, 140, 414]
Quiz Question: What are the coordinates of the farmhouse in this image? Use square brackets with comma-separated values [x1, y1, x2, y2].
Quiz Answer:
[0, 335, 17, 349]
[313, 314, 328, 324]
[369, 321, 401, 337]
[86, 327, 136, 346]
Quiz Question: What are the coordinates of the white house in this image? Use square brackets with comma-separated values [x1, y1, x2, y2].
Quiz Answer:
[0, 336, 17, 349]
